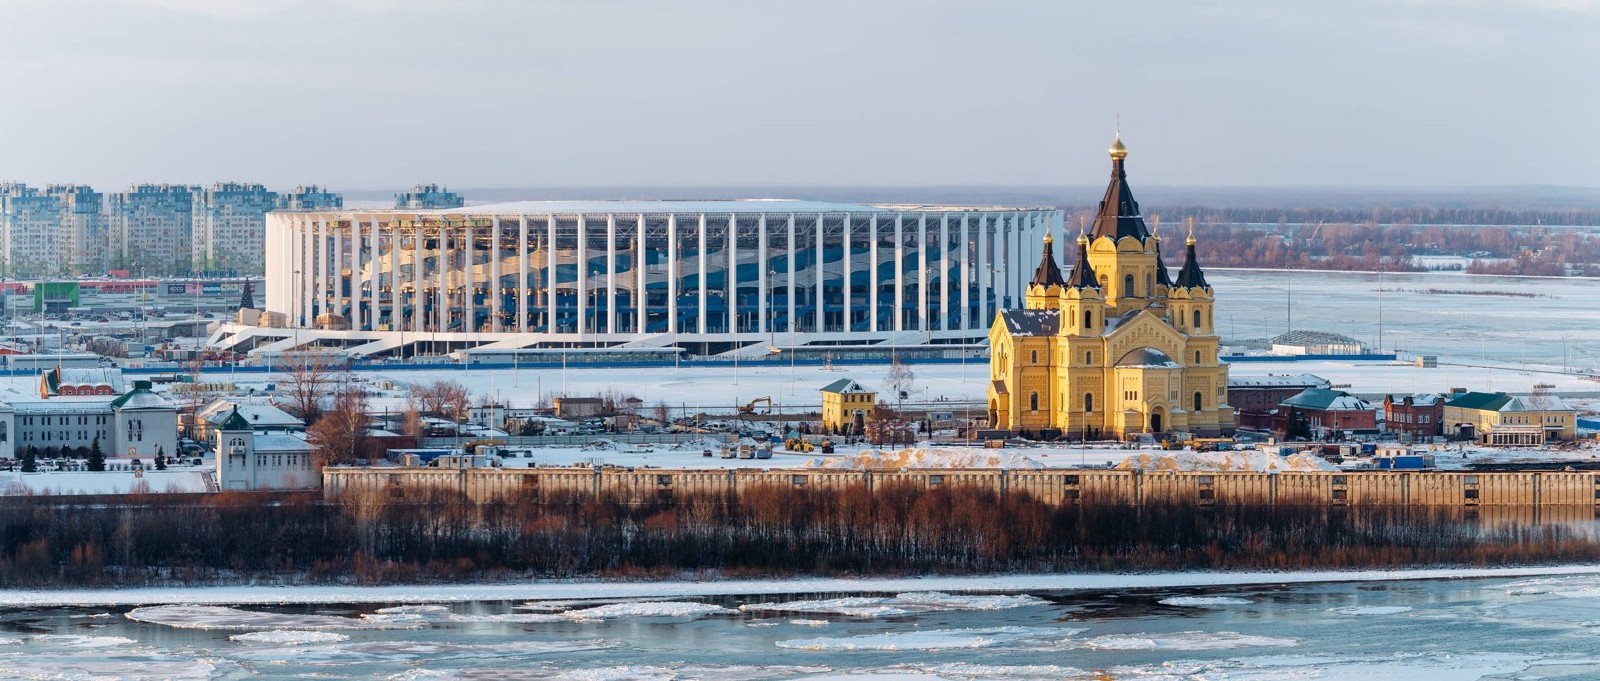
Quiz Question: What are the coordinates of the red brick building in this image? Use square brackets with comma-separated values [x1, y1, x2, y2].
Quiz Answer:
[1383, 393, 1443, 440]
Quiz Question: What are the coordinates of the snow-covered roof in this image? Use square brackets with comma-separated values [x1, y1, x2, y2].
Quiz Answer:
[1503, 395, 1574, 412]
[313, 199, 1050, 217]
[254, 433, 312, 453]
[1282, 388, 1373, 412]
[1115, 347, 1179, 368]
[200, 400, 303, 428]
[1229, 373, 1330, 389]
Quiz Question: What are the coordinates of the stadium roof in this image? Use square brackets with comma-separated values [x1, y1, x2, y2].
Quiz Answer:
[287, 199, 1054, 216]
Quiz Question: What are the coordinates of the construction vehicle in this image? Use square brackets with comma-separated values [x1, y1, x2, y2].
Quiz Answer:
[819, 438, 835, 454]
[1160, 436, 1236, 452]
[784, 437, 814, 453]
[737, 397, 773, 415]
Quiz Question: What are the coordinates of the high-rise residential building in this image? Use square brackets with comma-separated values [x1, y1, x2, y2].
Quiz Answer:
[394, 183, 464, 209]
[0, 183, 65, 278]
[192, 182, 278, 275]
[107, 184, 197, 277]
[277, 185, 343, 211]
[48, 184, 107, 276]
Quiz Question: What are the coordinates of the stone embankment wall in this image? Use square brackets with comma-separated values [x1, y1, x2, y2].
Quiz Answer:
[324, 466, 1600, 509]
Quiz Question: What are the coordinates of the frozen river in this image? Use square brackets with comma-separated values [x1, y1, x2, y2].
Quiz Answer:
[8, 572, 1600, 679]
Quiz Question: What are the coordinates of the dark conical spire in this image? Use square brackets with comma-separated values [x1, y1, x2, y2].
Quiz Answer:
[1090, 132, 1151, 243]
[1030, 232, 1066, 287]
[1174, 226, 1209, 289]
[1066, 234, 1100, 289]
[1154, 239, 1173, 288]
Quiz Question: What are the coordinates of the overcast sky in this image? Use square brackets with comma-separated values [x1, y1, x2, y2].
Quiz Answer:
[0, 0, 1593, 190]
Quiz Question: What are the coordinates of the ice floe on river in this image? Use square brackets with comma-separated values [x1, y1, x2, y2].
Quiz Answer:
[775, 626, 1079, 651]
[740, 591, 1046, 617]
[1328, 605, 1414, 616]
[1157, 595, 1254, 607]
[1081, 630, 1301, 651]
[126, 604, 414, 630]
[229, 630, 351, 645]
[228, 639, 617, 665]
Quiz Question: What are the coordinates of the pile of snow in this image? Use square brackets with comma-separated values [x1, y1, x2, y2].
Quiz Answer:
[1082, 630, 1300, 650]
[229, 631, 349, 645]
[741, 591, 1045, 618]
[1116, 450, 1334, 472]
[806, 447, 1045, 470]
[672, 437, 731, 452]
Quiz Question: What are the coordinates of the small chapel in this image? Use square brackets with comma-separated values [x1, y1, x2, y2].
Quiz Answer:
[987, 134, 1235, 439]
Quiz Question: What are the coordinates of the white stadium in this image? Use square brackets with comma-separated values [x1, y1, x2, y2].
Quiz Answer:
[210, 200, 1060, 359]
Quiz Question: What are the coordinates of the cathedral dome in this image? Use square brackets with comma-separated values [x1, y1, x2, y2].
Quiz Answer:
[1115, 347, 1179, 368]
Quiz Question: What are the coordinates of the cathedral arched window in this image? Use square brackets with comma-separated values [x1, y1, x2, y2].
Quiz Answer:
[1029, 393, 1039, 412]
[1030, 350, 1038, 364]
[1192, 309, 1201, 328]
[1195, 350, 1201, 364]
[1084, 351, 1092, 365]
[1084, 309, 1092, 328]
[1193, 391, 1204, 412]
[1084, 393, 1093, 412]
[1124, 274, 1134, 296]
[1147, 273, 1153, 294]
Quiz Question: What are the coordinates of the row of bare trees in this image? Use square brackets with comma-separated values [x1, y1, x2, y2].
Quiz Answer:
[4, 485, 1598, 587]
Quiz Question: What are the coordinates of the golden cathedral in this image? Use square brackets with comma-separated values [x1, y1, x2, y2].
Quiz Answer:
[987, 134, 1235, 439]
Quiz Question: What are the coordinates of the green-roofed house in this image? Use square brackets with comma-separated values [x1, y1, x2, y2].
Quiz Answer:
[1444, 391, 1576, 446]
[821, 378, 875, 434]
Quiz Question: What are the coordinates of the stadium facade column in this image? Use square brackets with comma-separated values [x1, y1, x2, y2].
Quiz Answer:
[606, 213, 617, 334]
[917, 214, 928, 331]
[977, 213, 989, 327]
[813, 214, 824, 334]
[694, 214, 707, 334]
[893, 214, 903, 332]
[316, 215, 328, 324]
[841, 214, 851, 333]
[868, 214, 879, 333]
[350, 217, 362, 331]
[757, 213, 767, 336]
[490, 216, 501, 333]
[960, 214, 970, 330]
[785, 213, 796, 335]
[463, 221, 475, 333]
[940, 214, 950, 331]
[545, 214, 557, 333]
[727, 213, 737, 335]
[575, 214, 586, 336]
[411, 220, 423, 333]
[667, 214, 678, 335]
[635, 214, 646, 335]
[517, 215, 529, 333]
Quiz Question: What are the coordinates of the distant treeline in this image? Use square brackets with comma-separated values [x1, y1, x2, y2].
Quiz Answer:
[1181, 221, 1600, 276]
[2, 486, 1597, 587]
[1066, 205, 1600, 228]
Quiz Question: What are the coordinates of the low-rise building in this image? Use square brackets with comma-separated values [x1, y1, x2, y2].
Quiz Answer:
[0, 380, 178, 461]
[1228, 373, 1330, 413]
[821, 378, 876, 434]
[39, 366, 125, 398]
[1443, 391, 1576, 446]
[1280, 388, 1376, 438]
[552, 397, 604, 420]
[213, 406, 318, 491]
[192, 398, 305, 443]
[1383, 393, 1444, 440]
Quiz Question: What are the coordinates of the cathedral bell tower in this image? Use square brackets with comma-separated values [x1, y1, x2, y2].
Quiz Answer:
[1085, 132, 1162, 315]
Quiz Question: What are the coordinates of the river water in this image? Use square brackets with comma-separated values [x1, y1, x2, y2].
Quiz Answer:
[5, 573, 1600, 680]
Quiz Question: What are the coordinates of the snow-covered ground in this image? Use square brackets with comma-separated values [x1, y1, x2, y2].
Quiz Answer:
[7, 565, 1600, 607]
[0, 468, 213, 495]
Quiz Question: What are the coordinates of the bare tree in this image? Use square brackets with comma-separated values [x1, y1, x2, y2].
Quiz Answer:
[308, 386, 371, 468]
[653, 400, 672, 425]
[282, 350, 342, 424]
[400, 404, 425, 441]
[885, 354, 915, 403]
[409, 380, 471, 421]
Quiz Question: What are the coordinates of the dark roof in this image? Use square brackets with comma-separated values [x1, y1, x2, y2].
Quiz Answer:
[991, 380, 1009, 395]
[1090, 147, 1150, 243]
[217, 405, 253, 431]
[1030, 236, 1065, 287]
[1174, 239, 1209, 289]
[1065, 236, 1099, 289]
[997, 308, 1060, 337]
[1154, 239, 1173, 288]
[821, 378, 873, 395]
[1446, 391, 1513, 411]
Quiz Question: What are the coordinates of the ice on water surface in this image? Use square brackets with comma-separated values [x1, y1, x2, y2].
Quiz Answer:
[741, 591, 1047, 618]
[559, 601, 733, 620]
[776, 626, 1080, 651]
[126, 604, 414, 630]
[229, 630, 350, 644]
[1081, 630, 1301, 651]
[1158, 596, 1254, 607]
[1327, 605, 1414, 616]
[227, 639, 618, 665]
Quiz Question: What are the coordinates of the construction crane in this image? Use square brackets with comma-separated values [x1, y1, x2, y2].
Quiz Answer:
[737, 396, 773, 415]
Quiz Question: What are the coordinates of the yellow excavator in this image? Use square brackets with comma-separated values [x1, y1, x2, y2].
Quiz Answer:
[737, 396, 773, 415]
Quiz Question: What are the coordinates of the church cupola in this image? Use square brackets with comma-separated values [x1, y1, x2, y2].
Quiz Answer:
[1066, 233, 1099, 290]
[1090, 131, 1150, 243]
[1174, 221, 1210, 290]
[1030, 231, 1066, 288]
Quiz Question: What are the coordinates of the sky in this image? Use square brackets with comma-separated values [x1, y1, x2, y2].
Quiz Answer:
[0, 0, 1594, 190]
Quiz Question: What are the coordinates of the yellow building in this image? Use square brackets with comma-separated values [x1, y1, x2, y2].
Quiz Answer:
[1442, 391, 1576, 446]
[987, 134, 1234, 439]
[821, 378, 876, 434]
